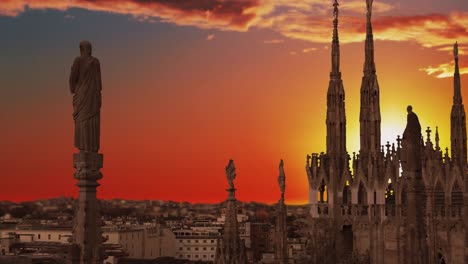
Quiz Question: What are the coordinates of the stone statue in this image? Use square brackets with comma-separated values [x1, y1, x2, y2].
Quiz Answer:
[333, 0, 339, 20]
[366, 0, 373, 18]
[278, 159, 286, 195]
[454, 41, 459, 58]
[401, 105, 422, 171]
[225, 159, 236, 189]
[69, 41, 102, 153]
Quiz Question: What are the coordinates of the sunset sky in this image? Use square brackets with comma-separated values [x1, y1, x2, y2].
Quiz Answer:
[1, 0, 468, 204]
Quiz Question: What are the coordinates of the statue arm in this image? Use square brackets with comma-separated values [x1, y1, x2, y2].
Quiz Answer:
[69, 57, 80, 94]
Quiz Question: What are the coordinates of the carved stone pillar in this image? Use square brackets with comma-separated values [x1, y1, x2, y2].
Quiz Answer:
[72, 151, 104, 264]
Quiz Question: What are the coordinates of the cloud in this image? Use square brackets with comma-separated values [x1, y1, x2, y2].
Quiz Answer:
[263, 39, 284, 44]
[436, 44, 468, 55]
[420, 59, 468, 78]
[302, 47, 317, 53]
[206, 34, 215, 40]
[1, 0, 468, 50]
[0, 0, 260, 31]
[289, 51, 297, 55]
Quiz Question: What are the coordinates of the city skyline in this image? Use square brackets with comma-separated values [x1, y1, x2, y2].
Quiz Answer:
[1, 0, 468, 204]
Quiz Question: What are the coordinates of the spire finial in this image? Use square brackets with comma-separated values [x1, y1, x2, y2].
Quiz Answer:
[366, 0, 373, 18]
[426, 126, 432, 144]
[331, 0, 341, 77]
[435, 126, 440, 151]
[333, 0, 339, 20]
[364, 0, 376, 75]
[454, 41, 459, 58]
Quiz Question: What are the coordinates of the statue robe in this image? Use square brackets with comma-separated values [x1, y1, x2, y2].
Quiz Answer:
[402, 111, 422, 171]
[69, 55, 102, 152]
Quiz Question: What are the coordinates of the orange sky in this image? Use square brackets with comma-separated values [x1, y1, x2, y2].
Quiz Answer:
[0, 0, 468, 204]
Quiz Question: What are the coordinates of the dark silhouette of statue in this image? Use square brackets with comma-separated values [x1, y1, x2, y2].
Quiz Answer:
[225, 159, 236, 190]
[401, 105, 422, 171]
[69, 41, 102, 153]
[278, 159, 286, 198]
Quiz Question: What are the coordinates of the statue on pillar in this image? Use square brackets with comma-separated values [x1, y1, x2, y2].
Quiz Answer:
[401, 105, 422, 171]
[69, 41, 105, 264]
[69, 41, 102, 153]
[225, 159, 236, 190]
[278, 159, 286, 198]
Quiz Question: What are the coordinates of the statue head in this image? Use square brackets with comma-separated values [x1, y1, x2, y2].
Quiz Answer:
[407, 105, 413, 113]
[80, 41, 92, 57]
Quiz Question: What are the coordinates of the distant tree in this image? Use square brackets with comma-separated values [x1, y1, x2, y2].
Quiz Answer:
[10, 207, 28, 219]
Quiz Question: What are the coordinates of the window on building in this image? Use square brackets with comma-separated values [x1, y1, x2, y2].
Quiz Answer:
[195, 255, 199, 258]
[211, 254, 214, 258]
[38, 234, 41, 239]
[195, 240, 198, 243]
[211, 240, 214, 243]
[187, 240, 191, 243]
[195, 248, 199, 251]
[203, 240, 206, 243]
[203, 247, 206, 250]
[59, 234, 62, 240]
[187, 247, 190, 251]
[48, 234, 51, 240]
[187, 255, 190, 258]
[179, 247, 182, 251]
[180, 240, 183, 243]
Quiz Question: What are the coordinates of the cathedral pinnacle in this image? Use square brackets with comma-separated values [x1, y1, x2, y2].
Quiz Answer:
[331, 0, 340, 77]
[364, 0, 376, 75]
[454, 41, 462, 105]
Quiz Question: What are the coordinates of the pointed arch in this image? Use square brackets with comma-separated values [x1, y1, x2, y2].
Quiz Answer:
[343, 180, 351, 205]
[358, 181, 367, 205]
[317, 179, 328, 203]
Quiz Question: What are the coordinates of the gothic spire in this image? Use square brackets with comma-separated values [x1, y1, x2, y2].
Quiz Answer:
[359, 0, 381, 160]
[326, 0, 347, 158]
[450, 41, 467, 166]
[364, 0, 376, 75]
[331, 0, 340, 77]
[454, 42, 462, 105]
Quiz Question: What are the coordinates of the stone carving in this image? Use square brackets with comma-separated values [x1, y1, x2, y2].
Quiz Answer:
[278, 159, 286, 196]
[225, 159, 236, 189]
[69, 41, 102, 153]
[366, 0, 373, 17]
[333, 0, 339, 20]
[401, 105, 422, 171]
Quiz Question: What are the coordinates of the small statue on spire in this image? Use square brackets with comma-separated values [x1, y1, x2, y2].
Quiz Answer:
[333, 0, 339, 20]
[278, 159, 286, 198]
[454, 41, 459, 58]
[225, 159, 236, 190]
[366, 0, 373, 18]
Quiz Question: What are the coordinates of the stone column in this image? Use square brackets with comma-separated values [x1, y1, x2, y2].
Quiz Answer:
[72, 151, 104, 264]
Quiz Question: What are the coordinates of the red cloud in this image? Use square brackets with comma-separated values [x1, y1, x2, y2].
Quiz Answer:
[0, 0, 260, 30]
[1, 0, 468, 49]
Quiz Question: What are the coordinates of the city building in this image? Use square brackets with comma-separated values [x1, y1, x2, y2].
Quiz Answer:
[173, 229, 219, 262]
